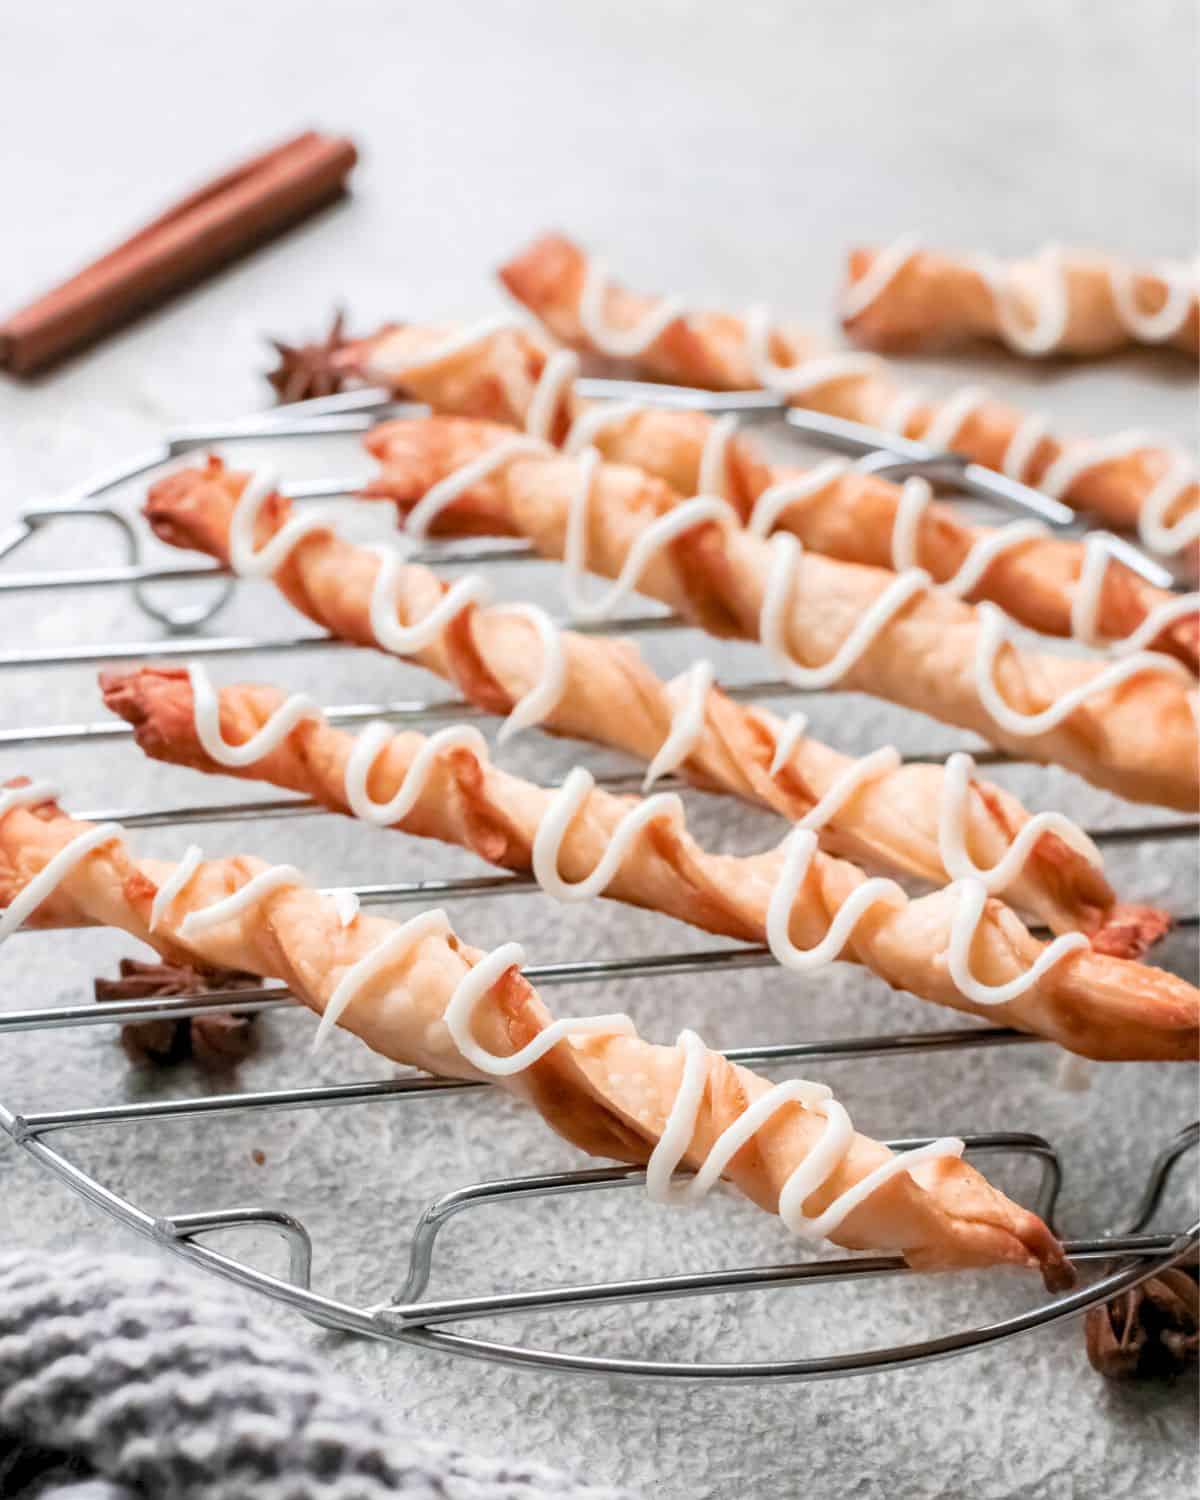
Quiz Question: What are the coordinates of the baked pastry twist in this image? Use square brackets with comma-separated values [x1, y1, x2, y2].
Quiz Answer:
[498, 233, 1199, 554]
[335, 318, 1197, 669]
[359, 417, 1200, 810]
[842, 241, 1200, 359]
[0, 784, 1071, 1281]
[99, 667, 1198, 1059]
[142, 458, 1163, 944]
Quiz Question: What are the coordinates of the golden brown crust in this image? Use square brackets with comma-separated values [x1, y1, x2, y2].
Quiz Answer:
[843, 245, 1200, 359]
[498, 232, 1200, 543]
[358, 416, 1200, 812]
[350, 321, 1198, 669]
[0, 790, 1074, 1283]
[97, 668, 1200, 1061]
[142, 459, 1160, 945]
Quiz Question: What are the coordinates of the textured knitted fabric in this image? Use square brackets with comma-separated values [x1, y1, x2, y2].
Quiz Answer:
[0, 1249, 635, 1500]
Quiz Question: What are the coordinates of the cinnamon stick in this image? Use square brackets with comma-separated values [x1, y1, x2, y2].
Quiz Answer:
[0, 129, 358, 374]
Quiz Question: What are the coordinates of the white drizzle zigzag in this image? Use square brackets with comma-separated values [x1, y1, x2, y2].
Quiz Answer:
[0, 783, 122, 945]
[0, 776, 968, 1247]
[508, 307, 1199, 669]
[839, 238, 1199, 556]
[841, 237, 1198, 353]
[358, 337, 1130, 881]
[220, 360, 1139, 917]
[556, 250, 1200, 559]
[448, 979, 966, 1241]
[584, 365, 1197, 658]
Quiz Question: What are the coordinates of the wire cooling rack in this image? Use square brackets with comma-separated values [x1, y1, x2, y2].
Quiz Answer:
[1, 384, 1197, 1381]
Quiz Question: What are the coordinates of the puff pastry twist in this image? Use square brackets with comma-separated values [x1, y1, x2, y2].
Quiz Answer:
[342, 316, 1198, 668]
[141, 457, 1165, 946]
[496, 232, 1200, 556]
[100, 668, 1199, 1059]
[0, 782, 1074, 1284]
[356, 416, 1199, 811]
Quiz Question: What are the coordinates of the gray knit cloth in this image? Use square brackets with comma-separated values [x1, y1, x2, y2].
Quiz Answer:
[0, 1249, 634, 1500]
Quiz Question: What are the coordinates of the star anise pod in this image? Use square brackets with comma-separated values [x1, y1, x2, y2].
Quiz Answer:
[94, 957, 260, 1066]
[1086, 1253, 1200, 1379]
[265, 308, 353, 403]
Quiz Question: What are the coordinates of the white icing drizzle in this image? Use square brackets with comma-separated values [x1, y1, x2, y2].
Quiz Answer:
[444, 937, 636, 1076]
[0, 780, 58, 817]
[644, 1028, 720, 1202]
[149, 843, 205, 932]
[768, 825, 1087, 1005]
[782, 1132, 964, 1242]
[887, 477, 933, 571]
[842, 237, 1197, 352]
[839, 234, 923, 320]
[645, 1025, 963, 1239]
[371, 315, 518, 377]
[225, 466, 495, 677]
[937, 752, 1102, 893]
[1039, 429, 1156, 503]
[767, 712, 809, 777]
[761, 532, 931, 689]
[192, 447, 721, 808]
[525, 349, 581, 442]
[964, 414, 1197, 561]
[744, 303, 882, 394]
[403, 435, 552, 540]
[189, 663, 322, 768]
[532, 767, 683, 903]
[1138, 451, 1200, 555]
[368, 544, 492, 654]
[563, 446, 734, 620]
[345, 723, 489, 825]
[892, 477, 1197, 655]
[744, 437, 1187, 666]
[578, 257, 881, 397]
[331, 889, 361, 928]
[223, 454, 571, 744]
[178, 864, 303, 938]
[747, 459, 852, 540]
[313, 906, 452, 1049]
[697, 413, 739, 498]
[890, 477, 1049, 596]
[974, 601, 1193, 736]
[767, 828, 906, 971]
[493, 603, 569, 744]
[757, 719, 1100, 902]
[973, 246, 1070, 356]
[578, 259, 687, 358]
[0, 783, 122, 946]
[1001, 410, 1051, 481]
[562, 400, 647, 457]
[841, 242, 1199, 555]
[228, 467, 340, 577]
[795, 746, 902, 832]
[571, 249, 1197, 557]
[882, 383, 1053, 496]
[1069, 535, 1200, 651]
[880, 386, 927, 440]
[1108, 258, 1198, 343]
[947, 880, 1089, 1004]
[642, 660, 714, 792]
[921, 385, 990, 450]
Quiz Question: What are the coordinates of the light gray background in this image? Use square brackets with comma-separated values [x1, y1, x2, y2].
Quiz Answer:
[1, 4, 1197, 1498]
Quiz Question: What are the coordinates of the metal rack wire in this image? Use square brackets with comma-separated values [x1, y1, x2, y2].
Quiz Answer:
[1, 383, 1196, 1381]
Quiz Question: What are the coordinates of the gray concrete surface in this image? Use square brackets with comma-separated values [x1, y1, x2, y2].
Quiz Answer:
[1, 3, 1197, 1497]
